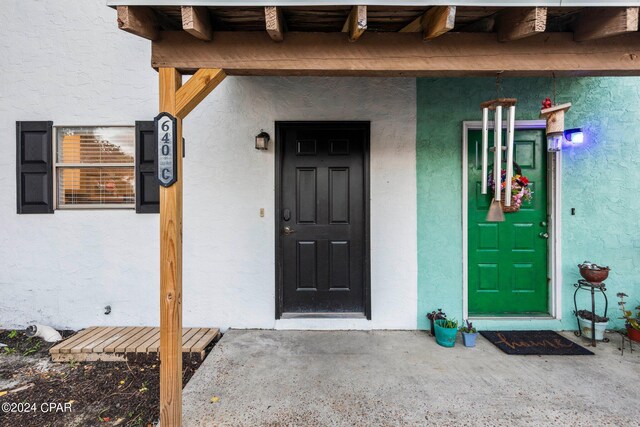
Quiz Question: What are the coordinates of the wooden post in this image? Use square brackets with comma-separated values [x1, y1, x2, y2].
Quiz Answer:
[159, 67, 183, 426]
[156, 67, 225, 426]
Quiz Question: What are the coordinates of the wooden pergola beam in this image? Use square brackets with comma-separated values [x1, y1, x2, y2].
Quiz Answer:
[496, 7, 547, 42]
[399, 6, 456, 41]
[117, 6, 159, 41]
[181, 6, 212, 41]
[152, 31, 640, 77]
[265, 6, 285, 42]
[176, 68, 226, 119]
[342, 6, 367, 42]
[574, 7, 639, 42]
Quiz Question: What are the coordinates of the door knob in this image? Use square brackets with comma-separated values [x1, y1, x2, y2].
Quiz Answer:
[539, 232, 549, 239]
[283, 226, 296, 235]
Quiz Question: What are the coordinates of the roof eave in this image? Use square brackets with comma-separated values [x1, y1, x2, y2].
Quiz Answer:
[106, 1, 640, 8]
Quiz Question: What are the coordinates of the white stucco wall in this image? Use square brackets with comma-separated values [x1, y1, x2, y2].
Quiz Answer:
[0, 0, 417, 330]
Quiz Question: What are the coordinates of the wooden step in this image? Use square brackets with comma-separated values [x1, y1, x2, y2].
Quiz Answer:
[49, 326, 220, 362]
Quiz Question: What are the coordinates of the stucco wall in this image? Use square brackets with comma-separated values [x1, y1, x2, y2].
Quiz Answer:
[0, 1, 417, 330]
[417, 77, 640, 331]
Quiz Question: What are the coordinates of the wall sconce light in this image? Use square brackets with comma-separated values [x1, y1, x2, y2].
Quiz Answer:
[540, 102, 572, 152]
[564, 128, 584, 145]
[255, 130, 270, 150]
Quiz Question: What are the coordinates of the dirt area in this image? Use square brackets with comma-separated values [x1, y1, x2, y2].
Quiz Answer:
[0, 329, 212, 427]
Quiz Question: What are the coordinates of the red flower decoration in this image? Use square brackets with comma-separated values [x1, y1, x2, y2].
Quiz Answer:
[519, 176, 529, 185]
[542, 98, 552, 109]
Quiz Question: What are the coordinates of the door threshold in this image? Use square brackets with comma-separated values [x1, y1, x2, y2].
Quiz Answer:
[280, 312, 367, 319]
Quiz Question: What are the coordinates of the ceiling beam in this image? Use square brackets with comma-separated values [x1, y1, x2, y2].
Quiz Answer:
[574, 7, 639, 42]
[496, 7, 547, 42]
[399, 6, 456, 41]
[181, 6, 212, 41]
[265, 6, 285, 42]
[342, 5, 367, 42]
[152, 31, 640, 77]
[117, 6, 159, 40]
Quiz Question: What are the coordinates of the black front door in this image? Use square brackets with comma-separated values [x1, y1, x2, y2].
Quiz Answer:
[276, 122, 370, 317]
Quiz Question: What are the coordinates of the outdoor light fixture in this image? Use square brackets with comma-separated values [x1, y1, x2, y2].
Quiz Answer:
[255, 130, 270, 150]
[564, 128, 584, 145]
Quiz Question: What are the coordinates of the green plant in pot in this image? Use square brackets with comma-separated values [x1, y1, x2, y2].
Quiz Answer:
[426, 309, 446, 336]
[459, 320, 478, 347]
[434, 317, 458, 348]
[618, 292, 640, 343]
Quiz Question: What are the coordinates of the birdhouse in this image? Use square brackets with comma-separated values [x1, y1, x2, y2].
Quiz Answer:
[540, 102, 572, 152]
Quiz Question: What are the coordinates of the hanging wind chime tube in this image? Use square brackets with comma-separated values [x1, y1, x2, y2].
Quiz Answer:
[481, 107, 489, 195]
[504, 105, 516, 207]
[493, 105, 502, 202]
[480, 97, 517, 222]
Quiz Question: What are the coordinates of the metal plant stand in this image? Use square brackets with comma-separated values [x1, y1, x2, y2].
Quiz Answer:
[619, 331, 634, 355]
[573, 279, 609, 347]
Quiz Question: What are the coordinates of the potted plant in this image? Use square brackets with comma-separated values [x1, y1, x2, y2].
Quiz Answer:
[576, 310, 609, 341]
[459, 320, 478, 347]
[488, 164, 533, 213]
[434, 317, 458, 348]
[426, 309, 446, 336]
[618, 292, 640, 342]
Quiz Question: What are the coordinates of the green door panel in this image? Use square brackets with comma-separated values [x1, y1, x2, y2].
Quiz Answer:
[468, 129, 549, 315]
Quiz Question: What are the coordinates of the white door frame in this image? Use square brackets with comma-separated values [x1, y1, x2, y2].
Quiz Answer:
[462, 120, 562, 320]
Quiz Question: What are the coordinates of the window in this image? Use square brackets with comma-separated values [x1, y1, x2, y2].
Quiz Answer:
[54, 127, 135, 209]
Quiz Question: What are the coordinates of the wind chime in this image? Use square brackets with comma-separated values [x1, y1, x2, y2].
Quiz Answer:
[479, 97, 517, 222]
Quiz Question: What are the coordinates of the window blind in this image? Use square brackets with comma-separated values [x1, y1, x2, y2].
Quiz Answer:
[55, 127, 135, 208]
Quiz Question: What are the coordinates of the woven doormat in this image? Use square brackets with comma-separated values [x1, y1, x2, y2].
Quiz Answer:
[480, 330, 594, 355]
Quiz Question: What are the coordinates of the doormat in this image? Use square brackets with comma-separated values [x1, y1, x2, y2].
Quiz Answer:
[480, 330, 594, 355]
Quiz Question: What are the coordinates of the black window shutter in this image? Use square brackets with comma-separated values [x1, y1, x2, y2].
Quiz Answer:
[135, 121, 159, 213]
[16, 121, 54, 214]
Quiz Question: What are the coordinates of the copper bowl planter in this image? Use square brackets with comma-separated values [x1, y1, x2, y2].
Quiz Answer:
[578, 262, 610, 283]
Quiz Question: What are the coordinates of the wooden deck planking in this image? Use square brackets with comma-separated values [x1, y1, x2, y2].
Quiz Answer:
[92, 327, 128, 353]
[49, 327, 97, 354]
[115, 327, 152, 353]
[49, 326, 220, 362]
[183, 328, 208, 349]
[191, 328, 220, 357]
[137, 327, 164, 353]
[122, 327, 156, 353]
[105, 327, 146, 352]
[69, 327, 115, 354]
[80, 327, 122, 353]
[126, 327, 159, 353]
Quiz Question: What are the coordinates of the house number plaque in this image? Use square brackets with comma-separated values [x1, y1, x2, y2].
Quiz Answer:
[155, 112, 178, 187]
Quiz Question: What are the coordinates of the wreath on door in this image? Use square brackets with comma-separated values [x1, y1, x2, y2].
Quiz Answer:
[487, 162, 533, 213]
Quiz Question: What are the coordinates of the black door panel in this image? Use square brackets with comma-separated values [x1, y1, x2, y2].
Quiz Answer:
[277, 122, 369, 315]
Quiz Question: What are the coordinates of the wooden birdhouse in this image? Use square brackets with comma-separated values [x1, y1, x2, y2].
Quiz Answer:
[540, 102, 572, 151]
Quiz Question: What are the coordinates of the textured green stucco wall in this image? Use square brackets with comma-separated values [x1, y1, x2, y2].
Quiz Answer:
[417, 77, 640, 331]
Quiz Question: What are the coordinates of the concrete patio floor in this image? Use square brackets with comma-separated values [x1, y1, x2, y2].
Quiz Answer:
[182, 329, 639, 426]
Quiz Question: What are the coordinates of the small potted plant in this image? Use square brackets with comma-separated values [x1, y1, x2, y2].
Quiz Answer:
[434, 316, 458, 348]
[459, 320, 478, 347]
[426, 309, 446, 336]
[576, 310, 609, 341]
[618, 292, 640, 343]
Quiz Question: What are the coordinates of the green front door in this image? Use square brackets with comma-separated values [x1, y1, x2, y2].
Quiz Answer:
[468, 128, 549, 315]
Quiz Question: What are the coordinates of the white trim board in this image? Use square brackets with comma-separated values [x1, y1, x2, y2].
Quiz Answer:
[462, 120, 562, 321]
